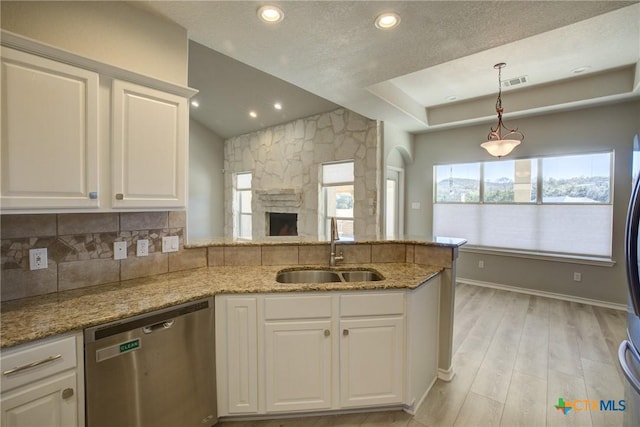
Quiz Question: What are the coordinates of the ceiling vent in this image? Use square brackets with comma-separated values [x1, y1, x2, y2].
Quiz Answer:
[501, 75, 528, 88]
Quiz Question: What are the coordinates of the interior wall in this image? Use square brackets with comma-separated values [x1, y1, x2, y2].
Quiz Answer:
[383, 121, 414, 164]
[0, 1, 188, 85]
[406, 100, 640, 305]
[189, 119, 225, 240]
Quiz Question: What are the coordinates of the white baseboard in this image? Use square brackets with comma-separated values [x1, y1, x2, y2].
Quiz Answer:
[457, 278, 626, 311]
[437, 367, 456, 382]
[404, 376, 438, 415]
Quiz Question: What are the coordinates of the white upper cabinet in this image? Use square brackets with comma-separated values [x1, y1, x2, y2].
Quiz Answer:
[111, 80, 187, 209]
[0, 33, 196, 213]
[0, 47, 99, 209]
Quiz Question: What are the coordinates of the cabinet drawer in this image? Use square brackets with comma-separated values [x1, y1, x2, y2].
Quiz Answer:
[340, 292, 404, 317]
[264, 295, 332, 320]
[1, 335, 77, 393]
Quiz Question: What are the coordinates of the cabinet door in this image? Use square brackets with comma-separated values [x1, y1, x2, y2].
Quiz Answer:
[340, 316, 404, 408]
[0, 47, 99, 209]
[111, 80, 187, 208]
[216, 297, 258, 415]
[264, 320, 332, 413]
[1, 370, 78, 427]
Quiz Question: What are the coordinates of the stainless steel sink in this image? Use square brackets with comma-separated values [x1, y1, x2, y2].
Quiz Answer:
[340, 270, 383, 282]
[275, 269, 383, 284]
[276, 270, 342, 283]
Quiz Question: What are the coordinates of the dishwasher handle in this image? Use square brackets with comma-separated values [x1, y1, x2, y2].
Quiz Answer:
[143, 319, 175, 334]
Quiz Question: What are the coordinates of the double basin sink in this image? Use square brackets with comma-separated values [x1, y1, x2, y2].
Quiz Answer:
[276, 268, 384, 284]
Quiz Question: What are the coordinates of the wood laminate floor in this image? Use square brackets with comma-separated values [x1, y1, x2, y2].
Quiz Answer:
[216, 283, 628, 427]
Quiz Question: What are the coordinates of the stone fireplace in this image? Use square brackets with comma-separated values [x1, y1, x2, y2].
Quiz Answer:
[254, 189, 303, 239]
[223, 108, 381, 241]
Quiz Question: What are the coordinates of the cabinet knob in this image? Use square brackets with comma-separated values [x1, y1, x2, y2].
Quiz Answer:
[115, 193, 124, 200]
[62, 388, 74, 399]
[324, 329, 330, 337]
[89, 192, 98, 199]
[343, 329, 349, 336]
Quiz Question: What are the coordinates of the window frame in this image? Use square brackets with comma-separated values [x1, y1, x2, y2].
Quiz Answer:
[320, 160, 355, 240]
[434, 151, 613, 206]
[235, 171, 252, 240]
[432, 151, 614, 260]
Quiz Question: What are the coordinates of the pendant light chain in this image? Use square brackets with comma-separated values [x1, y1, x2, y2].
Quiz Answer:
[495, 64, 503, 114]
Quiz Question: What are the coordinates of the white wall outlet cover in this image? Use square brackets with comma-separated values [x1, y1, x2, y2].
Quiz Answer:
[162, 236, 179, 253]
[411, 202, 421, 209]
[29, 248, 48, 271]
[136, 239, 149, 257]
[114, 241, 127, 260]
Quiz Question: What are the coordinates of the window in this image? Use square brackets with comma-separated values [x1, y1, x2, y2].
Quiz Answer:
[235, 172, 252, 240]
[321, 161, 354, 240]
[433, 152, 613, 258]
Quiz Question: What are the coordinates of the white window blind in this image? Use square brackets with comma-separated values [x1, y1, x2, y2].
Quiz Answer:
[433, 151, 613, 258]
[433, 204, 612, 257]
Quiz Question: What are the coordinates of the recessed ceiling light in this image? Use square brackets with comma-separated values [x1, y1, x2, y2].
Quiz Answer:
[249, 111, 258, 118]
[191, 100, 199, 108]
[274, 102, 282, 110]
[375, 12, 401, 30]
[572, 66, 591, 74]
[257, 5, 284, 23]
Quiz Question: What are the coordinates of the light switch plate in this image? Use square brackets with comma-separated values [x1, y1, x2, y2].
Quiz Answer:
[136, 239, 149, 257]
[162, 236, 179, 253]
[114, 241, 127, 260]
[29, 248, 48, 271]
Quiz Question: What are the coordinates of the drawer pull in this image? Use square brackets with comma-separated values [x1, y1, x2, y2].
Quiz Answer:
[2, 354, 62, 376]
[343, 329, 349, 336]
[62, 388, 74, 399]
[324, 329, 330, 337]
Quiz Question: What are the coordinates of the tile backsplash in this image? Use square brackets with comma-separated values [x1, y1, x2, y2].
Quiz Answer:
[1, 211, 455, 303]
[1, 212, 205, 301]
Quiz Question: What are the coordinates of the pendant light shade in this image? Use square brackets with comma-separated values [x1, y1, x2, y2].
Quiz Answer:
[481, 63, 524, 158]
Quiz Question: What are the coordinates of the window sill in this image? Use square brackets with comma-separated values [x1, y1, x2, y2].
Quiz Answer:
[460, 245, 616, 267]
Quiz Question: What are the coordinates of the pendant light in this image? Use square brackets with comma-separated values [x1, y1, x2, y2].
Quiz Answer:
[480, 63, 524, 158]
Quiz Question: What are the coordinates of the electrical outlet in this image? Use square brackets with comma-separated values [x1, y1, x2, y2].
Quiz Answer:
[162, 236, 179, 253]
[136, 239, 149, 257]
[573, 272, 582, 282]
[114, 241, 127, 260]
[478, 260, 484, 269]
[29, 248, 48, 271]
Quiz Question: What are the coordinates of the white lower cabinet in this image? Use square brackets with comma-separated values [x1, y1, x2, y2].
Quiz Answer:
[264, 320, 332, 412]
[1, 371, 78, 427]
[215, 296, 259, 415]
[216, 279, 439, 418]
[0, 333, 84, 427]
[339, 316, 404, 408]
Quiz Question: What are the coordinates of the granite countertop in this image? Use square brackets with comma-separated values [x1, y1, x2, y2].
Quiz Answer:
[0, 263, 442, 349]
[185, 237, 468, 248]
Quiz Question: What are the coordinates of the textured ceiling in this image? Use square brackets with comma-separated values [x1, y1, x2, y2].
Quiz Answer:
[134, 1, 640, 138]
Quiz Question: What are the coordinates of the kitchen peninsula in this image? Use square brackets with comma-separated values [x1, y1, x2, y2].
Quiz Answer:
[1, 239, 464, 422]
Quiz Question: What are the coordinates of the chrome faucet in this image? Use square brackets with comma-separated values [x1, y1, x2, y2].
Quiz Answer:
[330, 217, 344, 266]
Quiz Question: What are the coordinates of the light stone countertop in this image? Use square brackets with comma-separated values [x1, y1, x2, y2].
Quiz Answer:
[185, 237, 468, 248]
[0, 263, 442, 349]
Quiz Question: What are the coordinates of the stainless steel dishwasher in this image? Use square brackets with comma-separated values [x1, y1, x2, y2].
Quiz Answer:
[84, 297, 217, 427]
